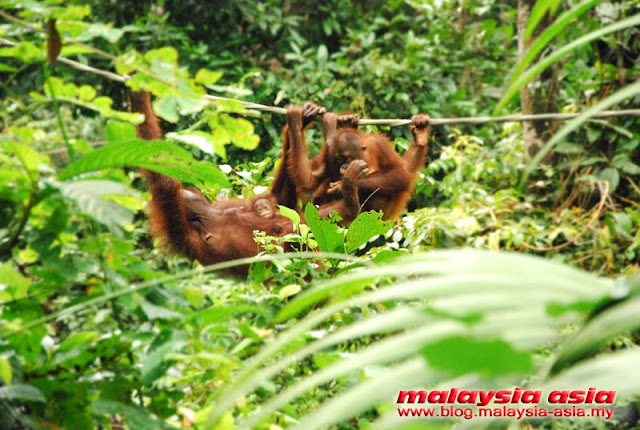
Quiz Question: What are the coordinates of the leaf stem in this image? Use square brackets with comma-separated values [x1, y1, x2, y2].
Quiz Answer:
[42, 62, 74, 158]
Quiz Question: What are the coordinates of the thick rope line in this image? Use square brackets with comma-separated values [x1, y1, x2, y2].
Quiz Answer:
[2, 37, 640, 126]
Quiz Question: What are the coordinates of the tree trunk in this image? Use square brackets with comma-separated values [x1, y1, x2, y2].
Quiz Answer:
[517, 0, 555, 163]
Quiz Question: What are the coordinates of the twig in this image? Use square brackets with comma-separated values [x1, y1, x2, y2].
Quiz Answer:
[627, 177, 640, 196]
[42, 63, 74, 157]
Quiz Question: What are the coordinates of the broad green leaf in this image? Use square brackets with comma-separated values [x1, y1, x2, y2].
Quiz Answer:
[60, 139, 230, 188]
[212, 99, 247, 114]
[176, 94, 207, 115]
[278, 205, 300, 225]
[317, 44, 328, 64]
[345, 211, 393, 253]
[153, 96, 179, 123]
[0, 263, 31, 302]
[0, 41, 43, 62]
[115, 49, 143, 75]
[542, 350, 640, 397]
[168, 131, 215, 155]
[613, 154, 640, 175]
[144, 46, 179, 64]
[60, 44, 95, 56]
[51, 4, 90, 20]
[193, 305, 271, 326]
[3, 302, 46, 363]
[43, 76, 64, 97]
[195, 69, 223, 86]
[0, 384, 45, 402]
[551, 298, 640, 372]
[370, 250, 406, 264]
[105, 121, 137, 143]
[141, 329, 186, 385]
[0, 357, 12, 384]
[420, 336, 533, 377]
[599, 167, 619, 193]
[524, 0, 558, 41]
[279, 284, 302, 300]
[304, 203, 344, 254]
[4, 142, 45, 181]
[59, 180, 138, 234]
[77, 84, 96, 102]
[74, 23, 127, 43]
[220, 116, 260, 150]
[141, 300, 182, 320]
[56, 332, 98, 353]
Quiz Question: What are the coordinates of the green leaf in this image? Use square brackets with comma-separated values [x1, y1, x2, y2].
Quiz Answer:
[0, 384, 45, 402]
[60, 44, 95, 56]
[554, 141, 584, 154]
[141, 300, 182, 320]
[317, 45, 328, 64]
[5, 141, 46, 181]
[168, 131, 215, 155]
[75, 23, 127, 44]
[0, 357, 12, 384]
[144, 46, 179, 64]
[578, 156, 607, 167]
[3, 302, 46, 363]
[60, 140, 230, 188]
[59, 180, 138, 234]
[551, 298, 640, 373]
[141, 329, 186, 385]
[51, 4, 91, 20]
[345, 211, 393, 253]
[524, 0, 558, 41]
[370, 250, 406, 264]
[194, 305, 271, 326]
[420, 336, 533, 378]
[77, 84, 97, 102]
[105, 121, 137, 143]
[195, 69, 223, 86]
[542, 350, 640, 397]
[613, 154, 640, 175]
[0, 41, 44, 62]
[599, 167, 619, 193]
[0, 263, 31, 301]
[220, 116, 260, 150]
[153, 96, 179, 123]
[304, 203, 344, 253]
[278, 205, 300, 225]
[279, 284, 302, 300]
[56, 332, 98, 353]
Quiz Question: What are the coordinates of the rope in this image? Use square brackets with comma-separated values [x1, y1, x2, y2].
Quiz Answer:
[2, 36, 640, 127]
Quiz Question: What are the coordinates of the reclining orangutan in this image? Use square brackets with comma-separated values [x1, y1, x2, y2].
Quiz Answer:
[130, 91, 296, 271]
